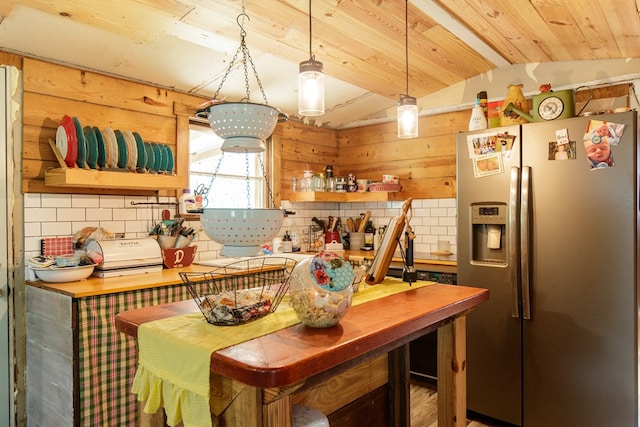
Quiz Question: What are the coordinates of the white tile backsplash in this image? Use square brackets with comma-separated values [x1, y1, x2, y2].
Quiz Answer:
[41, 221, 72, 236]
[24, 207, 57, 222]
[41, 194, 72, 208]
[57, 208, 87, 222]
[71, 194, 100, 208]
[86, 208, 113, 221]
[24, 194, 458, 261]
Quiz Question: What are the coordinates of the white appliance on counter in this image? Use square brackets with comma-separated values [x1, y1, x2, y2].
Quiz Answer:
[86, 238, 163, 278]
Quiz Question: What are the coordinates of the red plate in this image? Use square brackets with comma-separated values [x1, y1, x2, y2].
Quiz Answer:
[61, 115, 78, 168]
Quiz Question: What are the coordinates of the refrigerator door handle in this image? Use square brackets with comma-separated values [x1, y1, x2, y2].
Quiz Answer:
[509, 166, 520, 318]
[521, 166, 532, 320]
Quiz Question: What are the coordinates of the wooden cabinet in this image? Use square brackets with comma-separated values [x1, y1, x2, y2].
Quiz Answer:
[24, 266, 274, 426]
[25, 281, 208, 426]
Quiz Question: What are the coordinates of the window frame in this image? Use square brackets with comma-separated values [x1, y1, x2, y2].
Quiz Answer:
[188, 120, 272, 209]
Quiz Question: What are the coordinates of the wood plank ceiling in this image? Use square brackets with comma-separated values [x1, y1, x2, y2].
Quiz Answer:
[1, 0, 639, 128]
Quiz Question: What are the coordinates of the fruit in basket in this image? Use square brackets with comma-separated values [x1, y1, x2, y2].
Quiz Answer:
[200, 289, 275, 324]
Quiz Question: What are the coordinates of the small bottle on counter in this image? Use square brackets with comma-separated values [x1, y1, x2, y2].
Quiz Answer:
[178, 189, 196, 215]
[194, 193, 203, 211]
[364, 221, 375, 250]
[373, 228, 381, 253]
[282, 231, 293, 253]
[290, 231, 301, 252]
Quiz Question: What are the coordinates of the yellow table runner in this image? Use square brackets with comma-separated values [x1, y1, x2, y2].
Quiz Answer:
[132, 277, 431, 427]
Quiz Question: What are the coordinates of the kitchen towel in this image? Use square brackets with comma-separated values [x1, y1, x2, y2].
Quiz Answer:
[41, 236, 74, 257]
[131, 277, 432, 427]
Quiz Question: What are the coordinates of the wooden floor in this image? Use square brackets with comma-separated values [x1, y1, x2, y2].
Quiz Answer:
[410, 382, 505, 427]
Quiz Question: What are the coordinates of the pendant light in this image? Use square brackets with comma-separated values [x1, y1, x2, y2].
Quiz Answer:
[298, 0, 325, 117]
[397, 0, 418, 139]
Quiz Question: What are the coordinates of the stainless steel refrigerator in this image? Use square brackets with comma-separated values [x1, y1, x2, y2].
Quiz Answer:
[456, 111, 638, 426]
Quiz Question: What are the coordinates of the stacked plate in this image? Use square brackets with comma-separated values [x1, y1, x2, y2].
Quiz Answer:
[55, 116, 174, 173]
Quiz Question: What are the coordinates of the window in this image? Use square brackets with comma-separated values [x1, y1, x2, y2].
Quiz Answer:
[189, 122, 266, 208]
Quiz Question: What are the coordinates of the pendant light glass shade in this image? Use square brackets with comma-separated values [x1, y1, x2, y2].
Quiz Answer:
[397, 0, 418, 138]
[298, 58, 325, 116]
[398, 94, 418, 139]
[298, 0, 325, 117]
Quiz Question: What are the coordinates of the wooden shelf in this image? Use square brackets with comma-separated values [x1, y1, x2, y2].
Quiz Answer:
[44, 167, 186, 191]
[286, 191, 397, 202]
[175, 213, 201, 221]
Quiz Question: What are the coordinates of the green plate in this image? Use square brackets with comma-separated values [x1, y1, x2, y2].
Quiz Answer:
[114, 130, 128, 169]
[73, 117, 86, 168]
[133, 132, 146, 169]
[144, 142, 155, 170]
[165, 145, 174, 174]
[83, 126, 99, 169]
[159, 144, 169, 172]
[151, 143, 162, 171]
[92, 127, 106, 168]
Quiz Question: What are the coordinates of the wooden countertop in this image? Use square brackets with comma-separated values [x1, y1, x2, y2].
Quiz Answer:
[115, 283, 488, 388]
[347, 249, 456, 266]
[27, 250, 456, 299]
[26, 264, 216, 298]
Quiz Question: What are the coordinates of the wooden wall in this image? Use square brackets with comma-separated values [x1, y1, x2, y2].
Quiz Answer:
[275, 110, 467, 201]
[272, 120, 339, 203]
[331, 84, 630, 201]
[336, 111, 467, 200]
[4, 52, 632, 201]
[19, 57, 206, 196]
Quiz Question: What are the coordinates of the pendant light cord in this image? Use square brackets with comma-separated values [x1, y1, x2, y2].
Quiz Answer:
[405, 0, 409, 95]
[308, 0, 313, 60]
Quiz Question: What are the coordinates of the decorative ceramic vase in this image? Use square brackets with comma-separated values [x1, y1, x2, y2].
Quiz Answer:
[501, 84, 528, 126]
[289, 252, 354, 328]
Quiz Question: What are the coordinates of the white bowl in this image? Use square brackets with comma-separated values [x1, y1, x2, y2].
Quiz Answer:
[202, 102, 281, 153]
[32, 264, 95, 283]
[200, 208, 285, 257]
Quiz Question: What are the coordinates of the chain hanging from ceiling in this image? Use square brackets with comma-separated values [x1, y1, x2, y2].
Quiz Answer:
[195, 1, 288, 257]
[212, 8, 269, 105]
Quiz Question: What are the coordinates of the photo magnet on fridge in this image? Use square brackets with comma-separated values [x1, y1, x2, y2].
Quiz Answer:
[548, 141, 576, 160]
[583, 119, 625, 170]
[473, 152, 503, 178]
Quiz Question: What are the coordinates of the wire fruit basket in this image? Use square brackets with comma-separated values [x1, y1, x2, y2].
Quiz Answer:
[179, 257, 298, 326]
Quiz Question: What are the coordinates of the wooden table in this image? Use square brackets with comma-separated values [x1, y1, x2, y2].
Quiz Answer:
[116, 283, 488, 427]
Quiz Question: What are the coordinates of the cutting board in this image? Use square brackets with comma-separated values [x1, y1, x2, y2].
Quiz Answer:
[365, 198, 413, 285]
